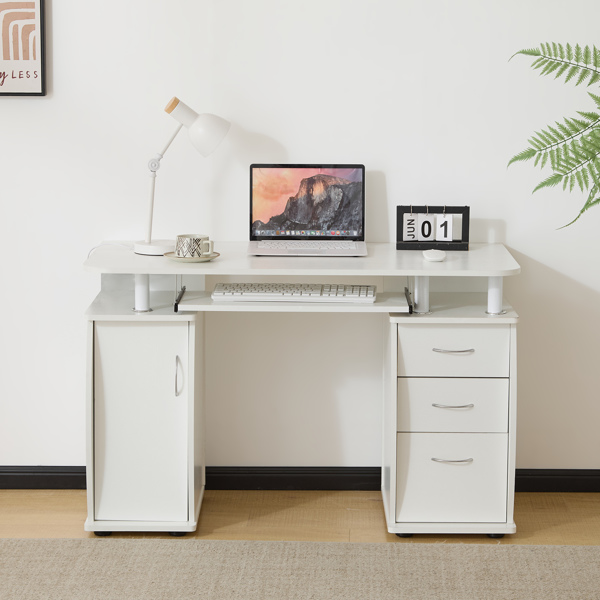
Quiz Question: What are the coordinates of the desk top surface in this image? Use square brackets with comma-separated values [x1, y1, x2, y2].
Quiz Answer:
[84, 242, 520, 278]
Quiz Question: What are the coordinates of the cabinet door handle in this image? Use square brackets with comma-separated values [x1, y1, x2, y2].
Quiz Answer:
[431, 457, 474, 464]
[432, 403, 475, 409]
[432, 348, 475, 354]
[175, 355, 180, 397]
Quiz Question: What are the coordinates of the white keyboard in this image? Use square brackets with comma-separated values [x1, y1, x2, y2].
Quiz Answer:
[257, 240, 357, 250]
[211, 283, 376, 303]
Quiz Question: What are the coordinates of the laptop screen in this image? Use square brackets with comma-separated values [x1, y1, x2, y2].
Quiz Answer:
[250, 164, 365, 241]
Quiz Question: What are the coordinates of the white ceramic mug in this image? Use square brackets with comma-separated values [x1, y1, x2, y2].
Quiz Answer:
[175, 234, 214, 258]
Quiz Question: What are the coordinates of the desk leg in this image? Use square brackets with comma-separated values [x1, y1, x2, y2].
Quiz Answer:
[134, 274, 152, 313]
[413, 276, 430, 314]
[487, 276, 505, 315]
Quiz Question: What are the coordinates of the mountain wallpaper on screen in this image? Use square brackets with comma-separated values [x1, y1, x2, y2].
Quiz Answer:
[252, 174, 363, 234]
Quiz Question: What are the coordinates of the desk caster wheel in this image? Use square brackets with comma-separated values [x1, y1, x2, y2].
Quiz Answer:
[94, 531, 112, 537]
[169, 532, 186, 537]
[396, 533, 413, 538]
[487, 534, 504, 539]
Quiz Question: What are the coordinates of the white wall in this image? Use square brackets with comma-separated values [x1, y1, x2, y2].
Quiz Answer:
[1, 0, 598, 468]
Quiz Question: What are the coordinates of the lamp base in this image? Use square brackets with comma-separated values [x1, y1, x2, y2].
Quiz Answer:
[134, 240, 175, 256]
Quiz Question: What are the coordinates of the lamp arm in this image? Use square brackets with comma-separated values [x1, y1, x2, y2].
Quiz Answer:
[144, 124, 184, 244]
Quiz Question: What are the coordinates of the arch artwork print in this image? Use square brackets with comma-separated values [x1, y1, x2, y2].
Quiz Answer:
[0, 0, 45, 95]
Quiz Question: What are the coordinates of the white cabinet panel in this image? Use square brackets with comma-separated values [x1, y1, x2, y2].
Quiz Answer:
[397, 324, 510, 377]
[397, 378, 509, 433]
[395, 433, 508, 523]
[93, 322, 189, 522]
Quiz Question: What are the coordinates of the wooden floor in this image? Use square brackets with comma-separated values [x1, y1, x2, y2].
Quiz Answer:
[1, 490, 599, 544]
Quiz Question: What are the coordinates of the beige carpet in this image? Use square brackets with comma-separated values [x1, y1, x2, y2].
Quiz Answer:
[1, 539, 599, 600]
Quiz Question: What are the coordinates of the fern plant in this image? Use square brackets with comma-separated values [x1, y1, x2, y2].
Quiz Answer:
[509, 42, 600, 226]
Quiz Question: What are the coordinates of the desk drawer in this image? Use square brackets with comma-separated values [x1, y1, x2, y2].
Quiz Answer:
[396, 433, 508, 523]
[397, 324, 510, 377]
[397, 378, 509, 433]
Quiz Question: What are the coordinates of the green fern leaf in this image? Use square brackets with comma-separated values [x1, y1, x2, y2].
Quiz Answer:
[555, 62, 571, 79]
[507, 148, 537, 166]
[533, 172, 564, 193]
[558, 43, 566, 59]
[541, 151, 550, 169]
[583, 45, 592, 66]
[557, 121, 572, 137]
[569, 139, 584, 162]
[575, 43, 583, 63]
[510, 47, 541, 60]
[571, 118, 589, 130]
[559, 186, 600, 227]
[582, 131, 600, 151]
[565, 65, 580, 83]
[594, 46, 600, 68]
[576, 68, 591, 86]
[587, 162, 600, 186]
[588, 92, 600, 109]
[528, 136, 544, 150]
[531, 57, 545, 69]
[547, 125, 563, 140]
[542, 60, 562, 76]
[581, 164, 590, 189]
[567, 43, 574, 61]
[577, 111, 600, 122]
[588, 72, 600, 86]
[565, 118, 584, 135]
[535, 130, 553, 146]
[551, 147, 559, 169]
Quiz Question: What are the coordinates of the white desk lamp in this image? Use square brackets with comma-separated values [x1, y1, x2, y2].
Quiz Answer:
[134, 97, 231, 256]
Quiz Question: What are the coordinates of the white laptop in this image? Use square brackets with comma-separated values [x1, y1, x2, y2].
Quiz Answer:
[247, 164, 368, 256]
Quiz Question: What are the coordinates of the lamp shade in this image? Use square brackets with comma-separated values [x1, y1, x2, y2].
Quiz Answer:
[165, 97, 230, 157]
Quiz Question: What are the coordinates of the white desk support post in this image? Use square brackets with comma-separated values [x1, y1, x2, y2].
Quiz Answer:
[487, 276, 504, 315]
[134, 274, 151, 313]
[413, 276, 430, 314]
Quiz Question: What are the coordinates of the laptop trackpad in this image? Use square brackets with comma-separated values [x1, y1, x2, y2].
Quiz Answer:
[295, 249, 326, 254]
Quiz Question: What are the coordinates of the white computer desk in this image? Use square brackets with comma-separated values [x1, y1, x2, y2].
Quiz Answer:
[84, 242, 520, 537]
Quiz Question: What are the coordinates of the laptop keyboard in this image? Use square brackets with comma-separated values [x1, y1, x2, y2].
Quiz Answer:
[257, 240, 358, 250]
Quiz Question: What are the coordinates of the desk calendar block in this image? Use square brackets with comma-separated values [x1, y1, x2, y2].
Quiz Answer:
[417, 214, 436, 242]
[396, 206, 469, 251]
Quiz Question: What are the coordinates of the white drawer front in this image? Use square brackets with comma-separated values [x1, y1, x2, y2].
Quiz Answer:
[397, 324, 510, 377]
[396, 433, 508, 523]
[397, 378, 509, 433]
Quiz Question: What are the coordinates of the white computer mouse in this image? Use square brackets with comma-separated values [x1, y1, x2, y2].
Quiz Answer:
[423, 249, 446, 262]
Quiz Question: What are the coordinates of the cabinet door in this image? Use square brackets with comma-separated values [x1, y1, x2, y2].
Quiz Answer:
[94, 322, 189, 522]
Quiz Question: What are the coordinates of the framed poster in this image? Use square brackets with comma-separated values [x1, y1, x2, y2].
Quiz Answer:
[0, 0, 45, 96]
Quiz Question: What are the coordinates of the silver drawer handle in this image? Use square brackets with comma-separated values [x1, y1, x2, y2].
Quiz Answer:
[431, 457, 474, 464]
[175, 355, 180, 397]
[432, 403, 475, 409]
[432, 348, 475, 354]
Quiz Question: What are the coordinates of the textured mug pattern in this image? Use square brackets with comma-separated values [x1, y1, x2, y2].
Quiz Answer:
[175, 236, 209, 258]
